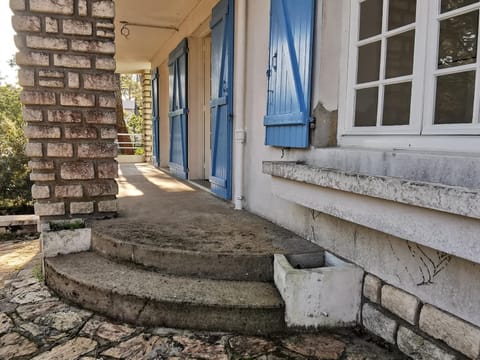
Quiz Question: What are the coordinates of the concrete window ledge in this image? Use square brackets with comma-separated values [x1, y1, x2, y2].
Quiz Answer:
[263, 161, 480, 264]
[263, 161, 480, 219]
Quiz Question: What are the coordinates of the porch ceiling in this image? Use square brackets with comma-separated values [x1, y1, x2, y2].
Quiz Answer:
[114, 0, 202, 73]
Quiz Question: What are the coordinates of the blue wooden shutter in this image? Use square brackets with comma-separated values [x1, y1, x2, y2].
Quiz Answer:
[168, 39, 188, 179]
[264, 0, 315, 148]
[151, 68, 160, 167]
[210, 0, 234, 200]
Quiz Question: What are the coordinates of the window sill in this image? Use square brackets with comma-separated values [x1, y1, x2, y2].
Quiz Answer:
[263, 161, 480, 220]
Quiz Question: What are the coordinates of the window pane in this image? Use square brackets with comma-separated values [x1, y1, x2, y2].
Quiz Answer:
[434, 71, 475, 124]
[357, 41, 381, 83]
[360, 0, 383, 40]
[441, 0, 479, 13]
[388, 0, 416, 30]
[438, 11, 479, 69]
[382, 82, 412, 125]
[355, 87, 379, 127]
[386, 30, 415, 78]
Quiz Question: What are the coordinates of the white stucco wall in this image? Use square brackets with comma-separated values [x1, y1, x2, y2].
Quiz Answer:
[242, 0, 480, 328]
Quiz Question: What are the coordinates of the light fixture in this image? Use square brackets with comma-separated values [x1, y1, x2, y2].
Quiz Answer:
[119, 21, 179, 39]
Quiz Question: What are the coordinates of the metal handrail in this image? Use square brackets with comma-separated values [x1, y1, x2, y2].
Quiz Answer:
[115, 133, 143, 150]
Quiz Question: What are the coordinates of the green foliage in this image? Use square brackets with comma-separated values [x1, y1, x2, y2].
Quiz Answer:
[49, 219, 85, 231]
[126, 113, 143, 134]
[32, 264, 44, 283]
[0, 85, 32, 213]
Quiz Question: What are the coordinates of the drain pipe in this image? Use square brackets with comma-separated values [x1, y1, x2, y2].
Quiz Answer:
[233, 0, 247, 210]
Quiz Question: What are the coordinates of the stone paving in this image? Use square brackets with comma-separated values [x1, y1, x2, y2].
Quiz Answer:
[0, 239, 407, 360]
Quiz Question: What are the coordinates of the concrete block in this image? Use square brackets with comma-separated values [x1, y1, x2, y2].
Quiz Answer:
[420, 304, 480, 359]
[25, 142, 42, 157]
[45, 17, 58, 33]
[48, 110, 82, 123]
[60, 161, 94, 180]
[78, 143, 117, 158]
[30, 0, 74, 15]
[25, 125, 61, 139]
[65, 126, 97, 139]
[23, 108, 43, 122]
[34, 202, 65, 216]
[62, 20, 92, 35]
[363, 274, 382, 303]
[38, 79, 64, 88]
[31, 185, 50, 199]
[30, 172, 55, 182]
[55, 185, 83, 198]
[97, 161, 118, 179]
[71, 40, 114, 54]
[85, 111, 116, 124]
[78, 0, 87, 16]
[98, 95, 116, 108]
[98, 200, 118, 212]
[92, 0, 114, 18]
[274, 252, 364, 328]
[83, 73, 116, 91]
[362, 303, 398, 344]
[95, 57, 115, 71]
[16, 51, 49, 66]
[70, 202, 94, 215]
[60, 93, 95, 107]
[26, 35, 67, 50]
[397, 326, 457, 360]
[381, 285, 420, 325]
[12, 15, 41, 32]
[21, 91, 55, 105]
[47, 143, 73, 157]
[41, 228, 91, 258]
[54, 54, 91, 69]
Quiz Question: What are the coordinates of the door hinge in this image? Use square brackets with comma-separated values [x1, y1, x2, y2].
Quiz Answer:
[309, 117, 316, 129]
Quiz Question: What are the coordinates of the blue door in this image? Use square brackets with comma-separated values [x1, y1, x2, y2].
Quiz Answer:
[210, 0, 234, 200]
[264, 0, 315, 148]
[151, 68, 160, 167]
[168, 39, 188, 179]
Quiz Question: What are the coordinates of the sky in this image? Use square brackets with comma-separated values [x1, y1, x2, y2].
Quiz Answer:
[0, 1, 18, 85]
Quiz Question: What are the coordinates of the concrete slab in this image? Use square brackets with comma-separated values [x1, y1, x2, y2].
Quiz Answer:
[92, 164, 320, 256]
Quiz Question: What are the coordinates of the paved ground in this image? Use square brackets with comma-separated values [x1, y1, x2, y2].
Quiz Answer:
[0, 239, 407, 359]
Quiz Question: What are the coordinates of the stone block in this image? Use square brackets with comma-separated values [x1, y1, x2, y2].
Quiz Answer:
[71, 40, 114, 54]
[83, 73, 116, 91]
[14, 34, 25, 49]
[45, 17, 58, 33]
[65, 126, 97, 139]
[55, 185, 83, 198]
[362, 303, 398, 344]
[98, 200, 118, 212]
[78, 143, 117, 158]
[95, 57, 115, 70]
[20, 91, 55, 105]
[25, 142, 42, 157]
[78, 0, 87, 16]
[85, 111, 116, 124]
[39, 70, 64, 78]
[30, 172, 55, 181]
[9, 0, 26, 11]
[99, 95, 116, 108]
[47, 143, 73, 157]
[84, 181, 117, 197]
[54, 54, 91, 69]
[92, 1, 115, 18]
[97, 161, 118, 179]
[62, 19, 92, 35]
[29, 160, 54, 170]
[25, 125, 61, 139]
[18, 69, 34, 87]
[397, 326, 457, 360]
[30, 0, 74, 15]
[34, 202, 65, 216]
[100, 127, 117, 139]
[39, 79, 64, 88]
[363, 274, 382, 303]
[96, 21, 114, 29]
[32, 185, 50, 199]
[26, 35, 67, 50]
[48, 110, 82, 123]
[67, 73, 80, 88]
[60, 161, 94, 180]
[71, 202, 94, 215]
[420, 304, 480, 359]
[96, 29, 114, 38]
[16, 52, 49, 66]
[12, 15, 41, 32]
[60, 93, 95, 107]
[381, 285, 420, 325]
[42, 228, 91, 257]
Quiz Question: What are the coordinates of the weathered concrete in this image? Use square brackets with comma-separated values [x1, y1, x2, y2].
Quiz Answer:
[274, 253, 363, 328]
[41, 228, 91, 257]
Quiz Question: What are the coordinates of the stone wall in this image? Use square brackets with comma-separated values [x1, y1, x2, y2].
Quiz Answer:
[362, 273, 480, 359]
[10, 0, 119, 222]
[141, 70, 152, 163]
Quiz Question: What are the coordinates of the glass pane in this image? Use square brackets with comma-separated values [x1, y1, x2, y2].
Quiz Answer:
[386, 30, 415, 78]
[388, 0, 417, 30]
[357, 41, 381, 83]
[382, 82, 412, 125]
[441, 0, 479, 13]
[434, 71, 475, 124]
[360, 0, 383, 40]
[355, 87, 379, 127]
[438, 11, 479, 69]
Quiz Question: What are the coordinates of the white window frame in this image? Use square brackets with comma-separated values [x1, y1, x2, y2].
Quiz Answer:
[339, 0, 480, 153]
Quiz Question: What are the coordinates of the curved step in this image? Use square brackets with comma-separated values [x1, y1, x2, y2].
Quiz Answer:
[92, 232, 274, 282]
[45, 252, 286, 334]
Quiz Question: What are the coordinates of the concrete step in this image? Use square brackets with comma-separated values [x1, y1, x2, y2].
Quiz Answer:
[92, 232, 275, 282]
[45, 252, 286, 334]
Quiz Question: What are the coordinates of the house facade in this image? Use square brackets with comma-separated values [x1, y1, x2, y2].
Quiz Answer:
[11, 0, 480, 358]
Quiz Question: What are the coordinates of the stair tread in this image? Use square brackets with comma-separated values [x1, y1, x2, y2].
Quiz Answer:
[46, 252, 284, 309]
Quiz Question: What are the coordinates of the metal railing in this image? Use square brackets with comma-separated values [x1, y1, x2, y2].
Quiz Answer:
[115, 133, 144, 154]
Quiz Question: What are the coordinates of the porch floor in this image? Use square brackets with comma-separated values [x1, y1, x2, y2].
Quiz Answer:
[92, 163, 319, 255]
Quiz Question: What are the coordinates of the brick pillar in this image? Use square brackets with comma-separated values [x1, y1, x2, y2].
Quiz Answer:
[10, 0, 119, 223]
[141, 70, 152, 163]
